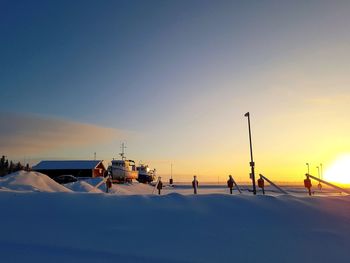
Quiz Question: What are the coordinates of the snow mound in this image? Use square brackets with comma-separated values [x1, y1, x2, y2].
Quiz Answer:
[70, 178, 155, 195]
[0, 171, 71, 192]
[65, 180, 103, 193]
[111, 181, 155, 195]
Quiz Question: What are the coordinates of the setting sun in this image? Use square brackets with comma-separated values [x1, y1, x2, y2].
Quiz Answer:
[323, 155, 350, 185]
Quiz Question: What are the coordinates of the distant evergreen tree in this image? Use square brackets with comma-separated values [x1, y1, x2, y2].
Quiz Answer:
[0, 155, 27, 176]
[15, 162, 23, 172]
[9, 161, 14, 174]
[0, 155, 5, 168]
[0, 155, 8, 176]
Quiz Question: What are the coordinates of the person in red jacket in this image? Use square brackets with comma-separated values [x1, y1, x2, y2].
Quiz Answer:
[227, 175, 234, 194]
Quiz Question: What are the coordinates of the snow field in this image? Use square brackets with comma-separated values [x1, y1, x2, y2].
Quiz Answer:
[0, 171, 350, 263]
[0, 191, 350, 263]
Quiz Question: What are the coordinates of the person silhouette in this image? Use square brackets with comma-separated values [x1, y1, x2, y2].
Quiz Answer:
[157, 178, 163, 195]
[192, 176, 199, 194]
[106, 177, 112, 193]
[227, 175, 234, 194]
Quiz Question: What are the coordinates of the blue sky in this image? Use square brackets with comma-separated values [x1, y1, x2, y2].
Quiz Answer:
[1, 0, 350, 182]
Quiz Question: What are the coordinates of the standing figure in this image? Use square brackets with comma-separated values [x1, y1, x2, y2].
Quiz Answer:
[192, 175, 199, 194]
[304, 176, 312, 196]
[106, 177, 112, 193]
[157, 177, 163, 195]
[227, 175, 234, 194]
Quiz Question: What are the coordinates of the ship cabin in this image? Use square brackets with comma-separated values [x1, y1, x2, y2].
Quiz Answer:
[111, 159, 136, 171]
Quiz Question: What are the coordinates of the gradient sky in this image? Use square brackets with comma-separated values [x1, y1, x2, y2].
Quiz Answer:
[1, 0, 350, 182]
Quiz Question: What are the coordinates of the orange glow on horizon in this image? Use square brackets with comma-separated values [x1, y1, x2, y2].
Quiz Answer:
[323, 155, 350, 185]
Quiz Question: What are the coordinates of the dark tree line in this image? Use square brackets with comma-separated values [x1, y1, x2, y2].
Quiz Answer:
[0, 155, 30, 177]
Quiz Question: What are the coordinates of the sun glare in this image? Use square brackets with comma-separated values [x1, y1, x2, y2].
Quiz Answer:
[323, 155, 350, 185]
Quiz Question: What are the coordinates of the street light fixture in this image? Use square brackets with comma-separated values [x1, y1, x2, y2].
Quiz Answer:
[244, 112, 256, 195]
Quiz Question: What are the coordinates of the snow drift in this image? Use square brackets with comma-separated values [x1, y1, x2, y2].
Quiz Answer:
[110, 181, 155, 195]
[65, 180, 103, 193]
[0, 192, 349, 263]
[69, 178, 155, 195]
[0, 173, 154, 194]
[0, 171, 71, 192]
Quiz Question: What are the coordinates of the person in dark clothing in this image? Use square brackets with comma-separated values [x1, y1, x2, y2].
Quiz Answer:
[227, 175, 234, 194]
[157, 178, 163, 195]
[106, 177, 112, 193]
[192, 176, 199, 194]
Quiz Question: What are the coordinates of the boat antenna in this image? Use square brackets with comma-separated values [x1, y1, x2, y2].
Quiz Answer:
[171, 163, 173, 179]
[120, 143, 127, 160]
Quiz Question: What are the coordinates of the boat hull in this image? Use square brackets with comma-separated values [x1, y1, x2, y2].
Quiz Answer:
[109, 166, 138, 182]
[137, 172, 155, 183]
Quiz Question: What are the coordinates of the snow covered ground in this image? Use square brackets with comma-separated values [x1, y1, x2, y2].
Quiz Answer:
[0, 171, 71, 193]
[0, 171, 350, 263]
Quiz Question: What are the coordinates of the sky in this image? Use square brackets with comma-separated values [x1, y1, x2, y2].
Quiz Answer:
[1, 0, 350, 183]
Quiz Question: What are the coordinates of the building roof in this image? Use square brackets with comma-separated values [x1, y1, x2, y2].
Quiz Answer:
[33, 160, 104, 170]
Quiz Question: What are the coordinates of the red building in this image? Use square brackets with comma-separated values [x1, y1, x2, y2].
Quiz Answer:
[32, 160, 106, 179]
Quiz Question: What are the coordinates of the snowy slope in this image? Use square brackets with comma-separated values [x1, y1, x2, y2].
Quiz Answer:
[78, 178, 156, 195]
[0, 192, 349, 263]
[110, 181, 155, 195]
[65, 180, 103, 193]
[0, 171, 71, 192]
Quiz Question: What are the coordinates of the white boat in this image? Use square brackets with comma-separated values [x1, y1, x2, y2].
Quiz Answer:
[136, 164, 156, 184]
[107, 144, 138, 183]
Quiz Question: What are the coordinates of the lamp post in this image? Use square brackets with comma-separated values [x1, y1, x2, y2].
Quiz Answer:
[320, 163, 323, 179]
[316, 165, 322, 190]
[306, 163, 310, 175]
[244, 112, 256, 195]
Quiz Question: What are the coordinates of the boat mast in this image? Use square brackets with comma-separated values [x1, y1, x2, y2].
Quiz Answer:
[120, 143, 126, 160]
[171, 163, 173, 179]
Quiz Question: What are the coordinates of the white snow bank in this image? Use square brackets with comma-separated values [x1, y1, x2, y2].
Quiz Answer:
[110, 181, 155, 195]
[0, 171, 71, 192]
[77, 178, 155, 195]
[0, 192, 349, 263]
[65, 180, 103, 193]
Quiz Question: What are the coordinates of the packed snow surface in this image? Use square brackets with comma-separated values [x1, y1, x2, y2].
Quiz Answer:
[0, 173, 349, 262]
[0, 191, 350, 263]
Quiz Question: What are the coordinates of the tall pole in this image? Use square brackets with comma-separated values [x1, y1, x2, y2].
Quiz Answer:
[169, 163, 173, 185]
[320, 163, 323, 179]
[316, 165, 322, 190]
[244, 112, 256, 195]
[306, 163, 310, 175]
